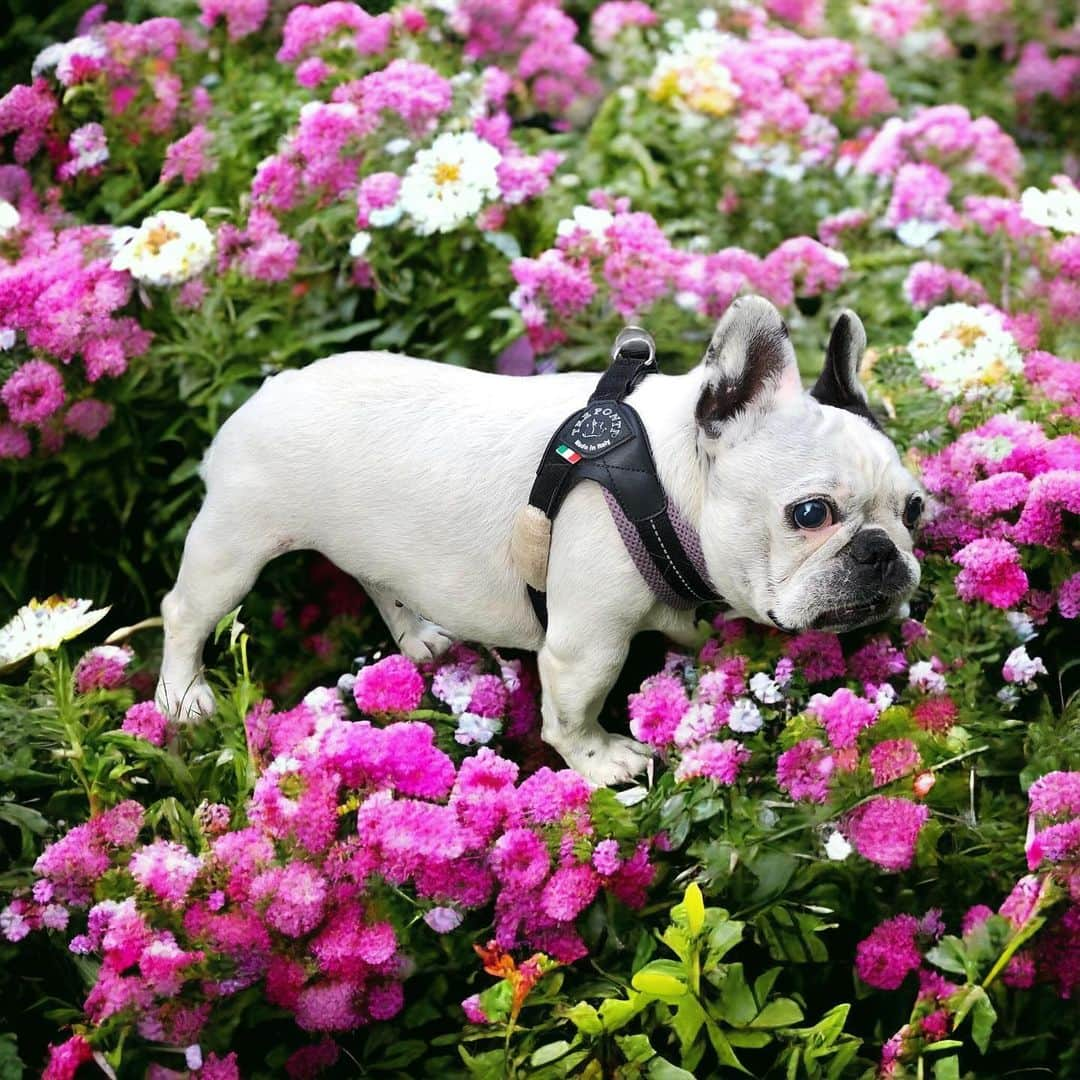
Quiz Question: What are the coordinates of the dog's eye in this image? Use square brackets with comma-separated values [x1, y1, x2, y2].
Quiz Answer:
[791, 499, 832, 530]
[903, 494, 924, 529]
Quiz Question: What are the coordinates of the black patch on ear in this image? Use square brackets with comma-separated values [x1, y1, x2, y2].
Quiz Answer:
[811, 313, 883, 431]
[696, 322, 790, 432]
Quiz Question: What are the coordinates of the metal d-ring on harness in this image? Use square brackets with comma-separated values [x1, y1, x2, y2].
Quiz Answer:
[523, 327, 722, 630]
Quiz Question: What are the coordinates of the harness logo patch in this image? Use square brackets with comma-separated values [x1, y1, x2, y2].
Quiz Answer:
[569, 404, 626, 456]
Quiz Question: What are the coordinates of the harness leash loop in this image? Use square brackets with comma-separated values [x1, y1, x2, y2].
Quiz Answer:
[520, 328, 722, 631]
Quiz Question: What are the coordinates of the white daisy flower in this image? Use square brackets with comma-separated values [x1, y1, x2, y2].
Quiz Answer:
[556, 205, 614, 240]
[0, 597, 110, 672]
[908, 303, 1022, 396]
[398, 132, 501, 236]
[110, 210, 214, 287]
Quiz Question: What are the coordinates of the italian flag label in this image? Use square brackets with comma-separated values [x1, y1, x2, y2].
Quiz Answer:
[556, 444, 582, 464]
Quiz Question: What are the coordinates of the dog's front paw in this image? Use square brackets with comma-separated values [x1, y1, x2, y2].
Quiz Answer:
[562, 732, 653, 787]
[396, 612, 454, 663]
[156, 675, 215, 722]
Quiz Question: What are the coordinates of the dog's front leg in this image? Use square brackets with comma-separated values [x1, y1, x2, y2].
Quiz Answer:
[538, 628, 653, 786]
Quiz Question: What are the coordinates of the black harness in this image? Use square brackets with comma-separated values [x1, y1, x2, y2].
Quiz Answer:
[525, 329, 723, 629]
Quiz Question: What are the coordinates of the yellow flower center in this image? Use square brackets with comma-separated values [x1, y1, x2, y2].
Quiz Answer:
[142, 224, 179, 255]
[433, 161, 462, 186]
[945, 323, 985, 349]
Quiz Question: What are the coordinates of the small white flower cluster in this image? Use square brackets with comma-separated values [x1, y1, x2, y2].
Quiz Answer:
[556, 205, 614, 241]
[1002, 645, 1047, 687]
[0, 199, 20, 238]
[111, 211, 215, 287]
[1020, 180, 1080, 235]
[908, 303, 1023, 396]
[648, 24, 740, 119]
[397, 131, 501, 236]
[908, 659, 947, 695]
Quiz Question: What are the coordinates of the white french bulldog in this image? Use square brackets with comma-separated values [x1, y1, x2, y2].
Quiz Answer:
[156, 296, 923, 785]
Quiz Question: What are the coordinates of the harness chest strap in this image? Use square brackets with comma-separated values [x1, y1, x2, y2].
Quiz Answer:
[513, 329, 722, 630]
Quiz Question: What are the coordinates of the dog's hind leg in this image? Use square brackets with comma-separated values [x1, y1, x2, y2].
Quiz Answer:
[156, 496, 281, 721]
[366, 586, 455, 662]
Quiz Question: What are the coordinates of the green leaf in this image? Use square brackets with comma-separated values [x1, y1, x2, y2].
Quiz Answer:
[632, 960, 688, 1000]
[564, 1002, 602, 1036]
[646, 1059, 697, 1080]
[599, 994, 647, 1031]
[717, 964, 758, 1027]
[931, 1054, 960, 1080]
[530, 1041, 572, 1067]
[671, 994, 707, 1053]
[924, 936, 971, 978]
[950, 984, 998, 1054]
[749, 998, 804, 1028]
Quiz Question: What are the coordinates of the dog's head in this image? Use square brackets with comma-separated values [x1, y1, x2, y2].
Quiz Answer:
[694, 296, 922, 634]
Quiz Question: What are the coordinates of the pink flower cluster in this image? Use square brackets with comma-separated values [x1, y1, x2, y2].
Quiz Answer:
[449, 0, 597, 116]
[0, 171, 150, 457]
[3, 677, 651, 1058]
[920, 415, 1080, 616]
[856, 104, 1023, 193]
[511, 198, 849, 351]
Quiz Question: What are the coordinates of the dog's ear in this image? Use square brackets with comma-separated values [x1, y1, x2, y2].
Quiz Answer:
[696, 295, 801, 437]
[810, 310, 881, 429]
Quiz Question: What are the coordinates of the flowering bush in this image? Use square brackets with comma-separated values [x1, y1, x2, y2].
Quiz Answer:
[2, 0, 1079, 1076]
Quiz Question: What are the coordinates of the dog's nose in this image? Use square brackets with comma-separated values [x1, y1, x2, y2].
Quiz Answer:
[849, 530, 898, 567]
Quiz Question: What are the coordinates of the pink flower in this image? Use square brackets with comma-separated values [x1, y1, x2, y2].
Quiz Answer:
[356, 171, 401, 227]
[845, 797, 930, 871]
[74, 645, 132, 693]
[278, 2, 392, 63]
[540, 863, 600, 920]
[628, 673, 688, 747]
[0, 423, 31, 459]
[869, 740, 922, 786]
[912, 695, 958, 734]
[776, 738, 834, 803]
[251, 862, 328, 937]
[64, 399, 113, 440]
[42, 1034, 93, 1080]
[2, 360, 65, 424]
[855, 914, 923, 989]
[122, 701, 170, 746]
[784, 630, 846, 682]
[200, 0, 269, 40]
[129, 840, 203, 907]
[286, 1040, 340, 1079]
[953, 538, 1029, 608]
[491, 828, 550, 889]
[161, 124, 213, 185]
[468, 674, 509, 718]
[353, 654, 424, 714]
[590, 1, 657, 48]
[807, 688, 879, 748]
[1030, 772, 1080, 819]
[462, 993, 490, 1024]
[674, 739, 751, 784]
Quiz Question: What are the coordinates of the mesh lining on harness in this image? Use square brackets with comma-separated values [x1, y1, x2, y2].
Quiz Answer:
[524, 329, 723, 630]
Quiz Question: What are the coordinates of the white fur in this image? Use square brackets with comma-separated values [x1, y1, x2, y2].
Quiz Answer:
[157, 298, 921, 784]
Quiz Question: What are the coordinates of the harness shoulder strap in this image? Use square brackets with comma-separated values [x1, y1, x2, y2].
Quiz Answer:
[525, 329, 720, 629]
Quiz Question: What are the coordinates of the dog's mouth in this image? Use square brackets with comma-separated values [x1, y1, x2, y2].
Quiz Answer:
[810, 594, 896, 632]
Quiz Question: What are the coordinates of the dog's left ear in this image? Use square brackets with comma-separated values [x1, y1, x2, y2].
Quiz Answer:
[811, 310, 881, 429]
[696, 295, 801, 437]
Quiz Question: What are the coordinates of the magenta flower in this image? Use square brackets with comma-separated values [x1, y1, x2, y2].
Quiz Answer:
[845, 796, 930, 872]
[129, 840, 203, 907]
[353, 654, 424, 714]
[807, 687, 879, 748]
[776, 738, 834, 803]
[121, 701, 169, 746]
[628, 673, 689, 746]
[953, 538, 1029, 608]
[855, 914, 923, 989]
[2, 359, 64, 424]
[674, 739, 751, 784]
[869, 739, 922, 786]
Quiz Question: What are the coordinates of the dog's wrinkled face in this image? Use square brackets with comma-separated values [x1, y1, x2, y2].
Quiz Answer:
[695, 296, 922, 634]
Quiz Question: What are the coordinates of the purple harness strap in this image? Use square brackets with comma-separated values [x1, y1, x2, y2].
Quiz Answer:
[602, 488, 714, 609]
